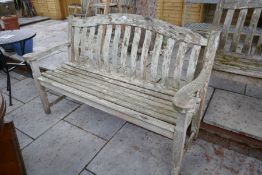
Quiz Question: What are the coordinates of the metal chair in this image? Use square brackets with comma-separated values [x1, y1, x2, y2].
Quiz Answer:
[0, 49, 26, 106]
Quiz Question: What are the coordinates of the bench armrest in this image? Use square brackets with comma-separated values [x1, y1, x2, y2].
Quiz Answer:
[173, 29, 220, 114]
[24, 42, 70, 63]
[173, 68, 208, 113]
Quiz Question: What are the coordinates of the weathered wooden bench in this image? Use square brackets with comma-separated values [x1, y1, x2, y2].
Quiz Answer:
[24, 14, 220, 174]
[184, 0, 262, 79]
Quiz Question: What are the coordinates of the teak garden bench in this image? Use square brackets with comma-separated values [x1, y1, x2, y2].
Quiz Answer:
[24, 14, 220, 174]
[184, 0, 262, 79]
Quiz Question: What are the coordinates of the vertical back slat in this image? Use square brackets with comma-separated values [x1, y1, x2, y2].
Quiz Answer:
[150, 34, 163, 82]
[256, 35, 262, 55]
[161, 38, 175, 86]
[96, 25, 104, 67]
[68, 18, 74, 62]
[112, 25, 121, 70]
[102, 25, 113, 71]
[242, 8, 262, 54]
[120, 25, 131, 73]
[186, 45, 201, 82]
[140, 30, 152, 80]
[87, 27, 96, 63]
[230, 9, 248, 52]
[80, 27, 88, 59]
[213, 0, 224, 25]
[130, 27, 141, 77]
[74, 27, 81, 61]
[173, 42, 187, 88]
[220, 9, 235, 51]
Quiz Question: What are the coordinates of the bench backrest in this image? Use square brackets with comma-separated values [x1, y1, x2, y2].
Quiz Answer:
[68, 14, 213, 89]
[213, 0, 262, 57]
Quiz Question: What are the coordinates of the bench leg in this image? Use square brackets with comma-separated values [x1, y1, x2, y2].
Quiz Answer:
[34, 79, 51, 114]
[172, 115, 188, 175]
[29, 61, 51, 114]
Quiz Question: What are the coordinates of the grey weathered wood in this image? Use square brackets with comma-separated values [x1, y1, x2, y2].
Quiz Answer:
[219, 9, 235, 50]
[185, 0, 262, 80]
[120, 25, 131, 73]
[140, 30, 152, 79]
[243, 8, 262, 54]
[151, 34, 163, 82]
[230, 9, 248, 52]
[186, 45, 201, 82]
[173, 42, 187, 88]
[87, 27, 96, 62]
[130, 27, 141, 77]
[161, 38, 175, 86]
[112, 25, 121, 70]
[102, 25, 113, 71]
[96, 25, 104, 67]
[25, 14, 219, 175]
[73, 27, 81, 61]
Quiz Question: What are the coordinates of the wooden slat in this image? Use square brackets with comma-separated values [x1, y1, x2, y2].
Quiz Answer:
[112, 25, 121, 70]
[243, 8, 262, 54]
[57, 67, 173, 106]
[150, 34, 163, 82]
[173, 42, 187, 88]
[48, 70, 176, 115]
[230, 9, 248, 52]
[161, 38, 175, 86]
[41, 72, 177, 124]
[186, 45, 201, 82]
[140, 30, 152, 79]
[73, 27, 81, 61]
[87, 27, 96, 62]
[38, 78, 175, 138]
[212, 0, 224, 25]
[256, 35, 262, 55]
[80, 27, 88, 60]
[120, 25, 131, 73]
[96, 25, 104, 67]
[63, 63, 175, 99]
[102, 25, 113, 71]
[130, 27, 141, 77]
[220, 9, 235, 50]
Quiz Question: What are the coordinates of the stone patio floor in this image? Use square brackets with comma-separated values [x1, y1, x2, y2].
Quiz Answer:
[0, 19, 261, 175]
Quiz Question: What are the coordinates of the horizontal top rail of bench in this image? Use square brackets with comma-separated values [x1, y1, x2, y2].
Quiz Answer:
[70, 14, 208, 46]
[222, 0, 262, 9]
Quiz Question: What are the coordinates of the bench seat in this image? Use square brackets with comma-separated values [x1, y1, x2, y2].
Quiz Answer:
[38, 62, 179, 137]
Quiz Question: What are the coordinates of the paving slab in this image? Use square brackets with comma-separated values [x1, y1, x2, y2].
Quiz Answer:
[87, 123, 262, 175]
[9, 71, 27, 81]
[16, 129, 33, 150]
[87, 123, 172, 175]
[181, 139, 262, 175]
[22, 121, 106, 175]
[80, 170, 95, 175]
[65, 104, 125, 140]
[5, 93, 79, 139]
[4, 78, 38, 103]
[2, 93, 23, 114]
[205, 86, 214, 111]
[19, 16, 50, 26]
[204, 89, 262, 141]
[0, 72, 19, 90]
[209, 72, 246, 94]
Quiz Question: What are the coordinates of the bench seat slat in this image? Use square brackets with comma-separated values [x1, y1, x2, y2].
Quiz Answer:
[57, 67, 172, 106]
[43, 70, 177, 120]
[66, 62, 176, 96]
[40, 70, 178, 125]
[38, 77, 175, 138]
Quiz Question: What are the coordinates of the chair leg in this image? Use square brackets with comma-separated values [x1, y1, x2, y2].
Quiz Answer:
[172, 115, 188, 175]
[6, 71, 12, 106]
[34, 79, 51, 114]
